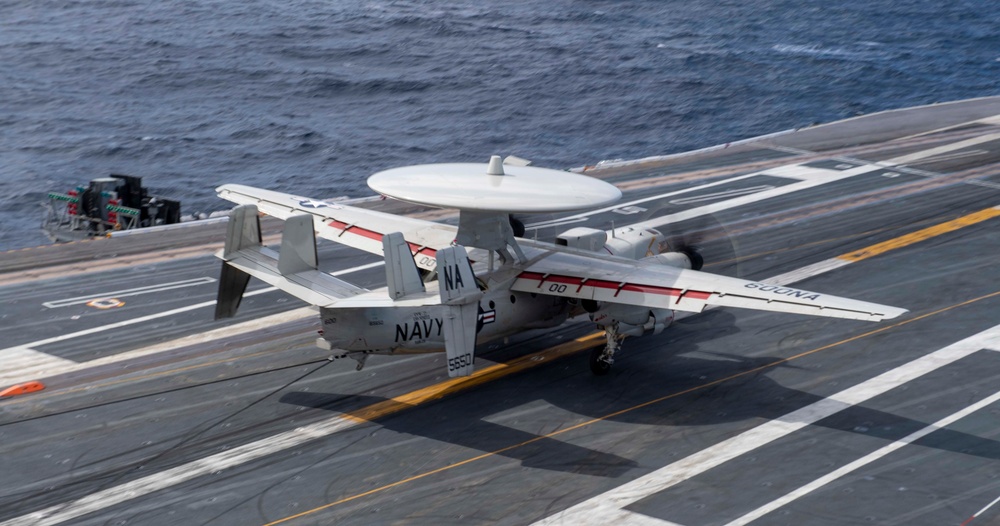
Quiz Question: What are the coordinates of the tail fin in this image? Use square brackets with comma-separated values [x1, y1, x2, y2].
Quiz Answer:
[383, 232, 425, 300]
[436, 245, 483, 377]
[215, 205, 259, 319]
[215, 205, 365, 320]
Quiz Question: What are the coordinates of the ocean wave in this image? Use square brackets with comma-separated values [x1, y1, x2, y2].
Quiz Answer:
[0, 0, 997, 250]
[772, 43, 893, 61]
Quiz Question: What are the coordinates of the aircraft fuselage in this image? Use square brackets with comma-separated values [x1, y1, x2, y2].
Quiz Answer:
[320, 286, 570, 355]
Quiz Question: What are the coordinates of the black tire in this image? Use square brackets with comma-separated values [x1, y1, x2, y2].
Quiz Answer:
[509, 216, 526, 237]
[589, 347, 612, 375]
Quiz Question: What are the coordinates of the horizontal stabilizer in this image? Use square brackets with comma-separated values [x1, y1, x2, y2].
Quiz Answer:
[215, 206, 367, 317]
[223, 247, 366, 307]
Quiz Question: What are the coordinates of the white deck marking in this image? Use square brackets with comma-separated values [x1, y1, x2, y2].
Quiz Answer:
[0, 416, 364, 526]
[533, 324, 1000, 526]
[6, 132, 997, 522]
[525, 172, 764, 229]
[0, 242, 931, 525]
[905, 149, 989, 166]
[631, 131, 1000, 233]
[760, 259, 853, 287]
[724, 387, 1000, 525]
[962, 493, 1000, 526]
[627, 163, 880, 232]
[41, 277, 217, 308]
[884, 132, 1000, 165]
[0, 262, 383, 384]
[0, 347, 77, 385]
[0, 307, 316, 385]
[760, 164, 840, 181]
[667, 185, 775, 205]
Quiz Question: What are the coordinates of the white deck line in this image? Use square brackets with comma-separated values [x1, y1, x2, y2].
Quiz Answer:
[526, 172, 765, 229]
[0, 261, 383, 384]
[1, 347, 77, 385]
[6, 128, 998, 523]
[884, 132, 1000, 165]
[533, 324, 1000, 526]
[626, 163, 880, 232]
[41, 277, 217, 308]
[0, 245, 933, 526]
[723, 386, 1000, 526]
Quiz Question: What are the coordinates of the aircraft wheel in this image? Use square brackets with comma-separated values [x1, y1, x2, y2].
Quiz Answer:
[510, 216, 526, 237]
[589, 347, 612, 375]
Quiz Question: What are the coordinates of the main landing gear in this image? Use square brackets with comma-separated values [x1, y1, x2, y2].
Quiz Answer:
[590, 323, 626, 375]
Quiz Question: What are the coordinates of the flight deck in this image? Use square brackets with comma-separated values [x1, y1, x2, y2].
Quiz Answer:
[3, 97, 1000, 525]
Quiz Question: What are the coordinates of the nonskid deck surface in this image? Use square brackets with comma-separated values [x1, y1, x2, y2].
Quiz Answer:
[3, 97, 1000, 525]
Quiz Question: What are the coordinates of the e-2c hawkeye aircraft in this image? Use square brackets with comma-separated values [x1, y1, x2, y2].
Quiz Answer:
[214, 156, 906, 377]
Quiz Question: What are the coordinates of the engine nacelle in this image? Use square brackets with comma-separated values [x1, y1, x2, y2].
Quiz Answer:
[589, 304, 674, 337]
[556, 226, 667, 260]
[641, 251, 694, 269]
[555, 227, 608, 252]
[604, 226, 665, 260]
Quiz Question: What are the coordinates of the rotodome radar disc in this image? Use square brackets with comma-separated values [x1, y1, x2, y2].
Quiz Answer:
[367, 156, 622, 213]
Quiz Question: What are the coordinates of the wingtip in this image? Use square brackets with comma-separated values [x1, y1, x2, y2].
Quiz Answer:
[877, 307, 909, 321]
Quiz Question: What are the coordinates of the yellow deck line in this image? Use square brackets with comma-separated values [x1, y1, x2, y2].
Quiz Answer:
[265, 204, 1000, 525]
[838, 206, 1000, 262]
[342, 331, 605, 423]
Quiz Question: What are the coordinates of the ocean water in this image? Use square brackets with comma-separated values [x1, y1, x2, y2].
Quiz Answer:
[1, 0, 997, 251]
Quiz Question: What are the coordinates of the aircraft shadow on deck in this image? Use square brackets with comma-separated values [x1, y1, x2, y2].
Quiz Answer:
[281, 309, 1000, 477]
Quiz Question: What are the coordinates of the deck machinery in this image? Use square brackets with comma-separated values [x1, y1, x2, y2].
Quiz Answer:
[42, 174, 181, 242]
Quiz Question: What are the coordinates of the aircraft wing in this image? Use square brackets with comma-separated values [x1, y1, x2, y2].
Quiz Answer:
[216, 184, 456, 270]
[510, 250, 906, 321]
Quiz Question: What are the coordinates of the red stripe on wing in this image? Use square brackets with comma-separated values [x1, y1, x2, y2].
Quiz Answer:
[517, 271, 711, 300]
[327, 220, 437, 257]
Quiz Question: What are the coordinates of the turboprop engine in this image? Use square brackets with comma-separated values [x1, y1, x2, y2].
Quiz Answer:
[556, 226, 701, 375]
[556, 226, 703, 270]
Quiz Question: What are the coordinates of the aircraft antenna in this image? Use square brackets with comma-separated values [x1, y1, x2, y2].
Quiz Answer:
[486, 155, 504, 176]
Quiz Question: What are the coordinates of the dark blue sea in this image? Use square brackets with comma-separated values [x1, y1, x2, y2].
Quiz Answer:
[1, 0, 997, 251]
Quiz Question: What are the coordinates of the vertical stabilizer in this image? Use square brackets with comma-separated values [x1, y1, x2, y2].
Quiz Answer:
[383, 232, 425, 300]
[278, 214, 318, 275]
[437, 245, 483, 377]
[216, 205, 260, 319]
[223, 204, 261, 258]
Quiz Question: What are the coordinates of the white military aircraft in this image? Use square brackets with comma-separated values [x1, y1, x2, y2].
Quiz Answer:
[214, 156, 906, 376]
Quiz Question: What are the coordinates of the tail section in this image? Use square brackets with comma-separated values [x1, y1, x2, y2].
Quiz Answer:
[214, 205, 366, 320]
[215, 204, 260, 319]
[436, 245, 483, 377]
[383, 232, 425, 300]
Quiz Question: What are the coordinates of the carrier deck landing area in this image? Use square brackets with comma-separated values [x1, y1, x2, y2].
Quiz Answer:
[3, 97, 1000, 525]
